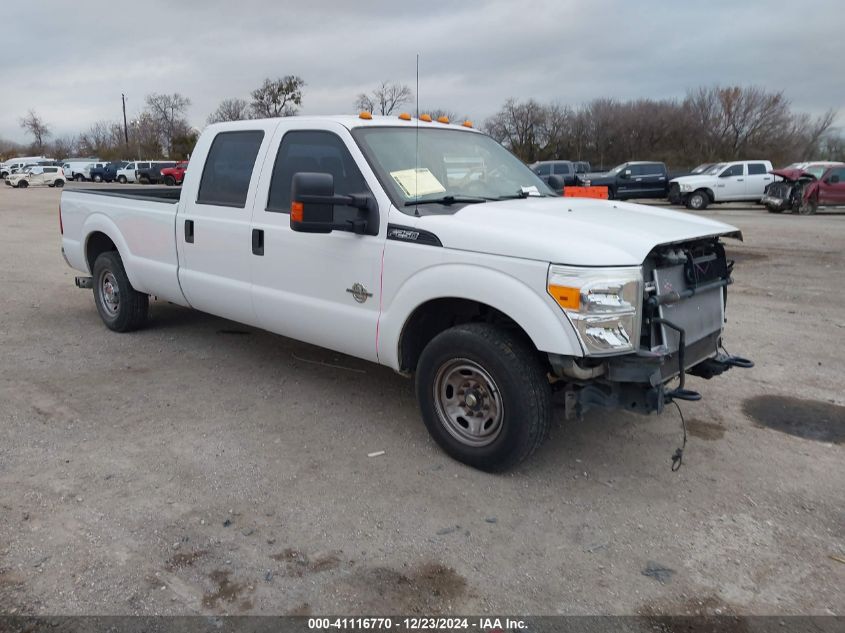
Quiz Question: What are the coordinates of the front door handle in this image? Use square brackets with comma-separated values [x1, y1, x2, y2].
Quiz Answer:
[252, 228, 264, 256]
[736, 178, 744, 182]
[184, 219, 194, 243]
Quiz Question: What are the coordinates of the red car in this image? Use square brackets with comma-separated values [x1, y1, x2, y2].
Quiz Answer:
[762, 162, 845, 214]
[160, 161, 189, 186]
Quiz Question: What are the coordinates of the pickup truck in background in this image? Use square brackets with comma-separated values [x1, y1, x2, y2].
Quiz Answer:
[136, 161, 177, 184]
[575, 161, 670, 200]
[668, 160, 774, 210]
[762, 162, 845, 214]
[60, 115, 751, 471]
[161, 161, 189, 186]
[530, 160, 591, 193]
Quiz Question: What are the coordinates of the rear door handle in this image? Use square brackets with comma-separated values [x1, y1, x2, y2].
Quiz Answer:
[252, 228, 264, 256]
[184, 219, 194, 243]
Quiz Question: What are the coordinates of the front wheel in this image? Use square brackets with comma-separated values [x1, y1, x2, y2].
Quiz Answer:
[164, 176, 175, 187]
[117, 175, 127, 184]
[798, 198, 818, 215]
[415, 323, 552, 472]
[766, 205, 782, 213]
[17, 181, 28, 189]
[92, 251, 149, 332]
[93, 175, 102, 183]
[75, 174, 84, 182]
[686, 190, 709, 210]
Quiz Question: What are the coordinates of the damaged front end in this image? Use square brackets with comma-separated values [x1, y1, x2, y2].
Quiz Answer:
[550, 238, 753, 419]
[761, 168, 816, 213]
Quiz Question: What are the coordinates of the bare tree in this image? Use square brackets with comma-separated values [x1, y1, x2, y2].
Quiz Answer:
[19, 110, 51, 152]
[250, 76, 305, 118]
[355, 81, 413, 115]
[144, 92, 192, 156]
[207, 98, 252, 124]
[49, 135, 77, 160]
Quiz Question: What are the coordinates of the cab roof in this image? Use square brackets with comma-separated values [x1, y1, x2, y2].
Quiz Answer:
[233, 114, 482, 133]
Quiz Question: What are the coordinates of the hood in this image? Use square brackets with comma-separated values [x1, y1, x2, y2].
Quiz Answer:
[415, 197, 741, 266]
[670, 174, 715, 186]
[770, 168, 812, 182]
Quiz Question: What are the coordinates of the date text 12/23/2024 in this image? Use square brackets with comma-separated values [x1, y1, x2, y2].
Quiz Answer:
[308, 617, 527, 630]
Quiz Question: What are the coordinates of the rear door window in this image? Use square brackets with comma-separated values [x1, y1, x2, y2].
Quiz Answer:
[552, 163, 571, 175]
[196, 130, 265, 208]
[535, 164, 552, 176]
[747, 163, 767, 175]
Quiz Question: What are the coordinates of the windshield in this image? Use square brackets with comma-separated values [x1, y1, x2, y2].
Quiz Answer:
[351, 127, 554, 209]
[704, 163, 727, 175]
[691, 163, 712, 174]
[805, 166, 828, 179]
[607, 163, 628, 174]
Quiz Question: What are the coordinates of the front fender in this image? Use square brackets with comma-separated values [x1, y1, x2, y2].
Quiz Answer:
[377, 263, 584, 370]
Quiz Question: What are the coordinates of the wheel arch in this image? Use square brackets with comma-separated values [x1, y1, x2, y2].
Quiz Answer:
[379, 264, 584, 372]
[80, 215, 143, 289]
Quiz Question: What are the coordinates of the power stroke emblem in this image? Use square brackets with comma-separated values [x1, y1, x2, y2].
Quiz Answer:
[346, 283, 373, 303]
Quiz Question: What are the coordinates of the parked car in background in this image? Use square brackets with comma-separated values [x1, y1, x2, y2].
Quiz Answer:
[86, 162, 113, 182]
[576, 161, 669, 200]
[100, 161, 129, 183]
[5, 165, 65, 188]
[668, 160, 774, 210]
[137, 161, 177, 184]
[762, 162, 845, 214]
[63, 159, 101, 182]
[1, 156, 47, 178]
[115, 162, 138, 183]
[160, 161, 189, 186]
[530, 160, 580, 193]
[572, 161, 591, 174]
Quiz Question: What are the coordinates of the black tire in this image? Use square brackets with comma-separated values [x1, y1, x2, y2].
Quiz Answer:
[686, 190, 709, 210]
[93, 175, 102, 183]
[606, 187, 615, 200]
[139, 175, 150, 185]
[54, 179, 64, 188]
[798, 198, 818, 215]
[766, 205, 783, 213]
[92, 251, 149, 332]
[17, 181, 28, 189]
[415, 323, 552, 472]
[75, 174, 84, 182]
[164, 175, 175, 187]
[117, 175, 127, 184]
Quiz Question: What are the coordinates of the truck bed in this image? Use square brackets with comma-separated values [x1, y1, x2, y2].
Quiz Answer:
[75, 187, 181, 203]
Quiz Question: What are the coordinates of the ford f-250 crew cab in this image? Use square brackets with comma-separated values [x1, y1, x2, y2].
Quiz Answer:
[60, 115, 752, 472]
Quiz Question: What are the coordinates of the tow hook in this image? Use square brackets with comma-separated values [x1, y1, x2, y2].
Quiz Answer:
[75, 276, 93, 289]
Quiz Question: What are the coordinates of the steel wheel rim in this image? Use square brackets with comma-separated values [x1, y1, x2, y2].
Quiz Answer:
[99, 270, 120, 316]
[433, 358, 504, 447]
[691, 194, 703, 209]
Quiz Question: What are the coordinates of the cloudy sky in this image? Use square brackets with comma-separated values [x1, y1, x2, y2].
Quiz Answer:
[1, 0, 842, 144]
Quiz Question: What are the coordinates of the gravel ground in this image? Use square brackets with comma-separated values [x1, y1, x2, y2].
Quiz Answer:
[0, 182, 843, 616]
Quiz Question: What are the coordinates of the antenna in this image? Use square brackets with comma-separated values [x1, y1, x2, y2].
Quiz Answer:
[414, 53, 420, 216]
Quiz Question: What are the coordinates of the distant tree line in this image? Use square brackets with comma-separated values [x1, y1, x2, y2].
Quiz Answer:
[2, 82, 842, 168]
[483, 86, 841, 169]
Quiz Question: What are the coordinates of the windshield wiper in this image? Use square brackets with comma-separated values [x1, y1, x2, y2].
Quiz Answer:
[404, 195, 490, 206]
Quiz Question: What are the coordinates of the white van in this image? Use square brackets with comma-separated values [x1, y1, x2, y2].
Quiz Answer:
[1, 156, 46, 178]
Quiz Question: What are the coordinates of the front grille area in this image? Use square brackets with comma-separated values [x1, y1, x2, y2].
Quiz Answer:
[641, 239, 730, 360]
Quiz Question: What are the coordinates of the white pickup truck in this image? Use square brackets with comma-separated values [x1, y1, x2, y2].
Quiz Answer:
[60, 115, 752, 471]
[669, 160, 774, 210]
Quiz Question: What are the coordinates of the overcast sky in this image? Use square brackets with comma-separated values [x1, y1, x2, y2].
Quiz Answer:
[1, 0, 842, 144]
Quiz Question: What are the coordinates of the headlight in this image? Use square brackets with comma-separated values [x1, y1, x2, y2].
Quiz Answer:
[547, 265, 642, 355]
[680, 183, 694, 192]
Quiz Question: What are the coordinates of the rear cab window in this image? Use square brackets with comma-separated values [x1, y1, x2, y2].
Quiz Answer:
[197, 130, 265, 208]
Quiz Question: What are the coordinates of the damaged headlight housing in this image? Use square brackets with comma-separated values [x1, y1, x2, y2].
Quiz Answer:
[547, 265, 643, 355]
[680, 183, 694, 192]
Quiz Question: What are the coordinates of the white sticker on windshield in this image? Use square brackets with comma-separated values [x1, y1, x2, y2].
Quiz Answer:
[521, 185, 541, 197]
[390, 168, 447, 198]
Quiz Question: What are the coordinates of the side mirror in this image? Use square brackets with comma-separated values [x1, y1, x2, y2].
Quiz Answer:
[547, 174, 565, 193]
[290, 172, 377, 236]
[719, 171, 731, 178]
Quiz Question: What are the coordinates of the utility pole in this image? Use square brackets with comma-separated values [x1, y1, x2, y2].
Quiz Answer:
[122, 94, 129, 145]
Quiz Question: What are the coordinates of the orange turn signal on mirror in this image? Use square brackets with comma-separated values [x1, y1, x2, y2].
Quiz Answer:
[548, 285, 580, 311]
[291, 201, 304, 222]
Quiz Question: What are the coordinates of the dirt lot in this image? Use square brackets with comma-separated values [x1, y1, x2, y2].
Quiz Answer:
[0, 183, 843, 617]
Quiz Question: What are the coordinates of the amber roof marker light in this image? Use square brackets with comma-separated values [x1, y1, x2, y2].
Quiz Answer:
[358, 111, 372, 120]
[462, 120, 473, 128]
[436, 116, 449, 124]
[398, 112, 411, 121]
[419, 114, 432, 122]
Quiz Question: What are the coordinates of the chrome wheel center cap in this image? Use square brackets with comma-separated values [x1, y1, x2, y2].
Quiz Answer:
[465, 392, 479, 408]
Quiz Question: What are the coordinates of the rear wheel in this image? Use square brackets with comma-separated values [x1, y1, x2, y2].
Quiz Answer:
[415, 323, 552, 472]
[17, 180, 28, 189]
[75, 174, 84, 182]
[92, 251, 149, 332]
[93, 175, 102, 183]
[117, 175, 127, 184]
[54, 179, 64, 188]
[139, 175, 150, 185]
[164, 175, 176, 187]
[686, 190, 709, 210]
